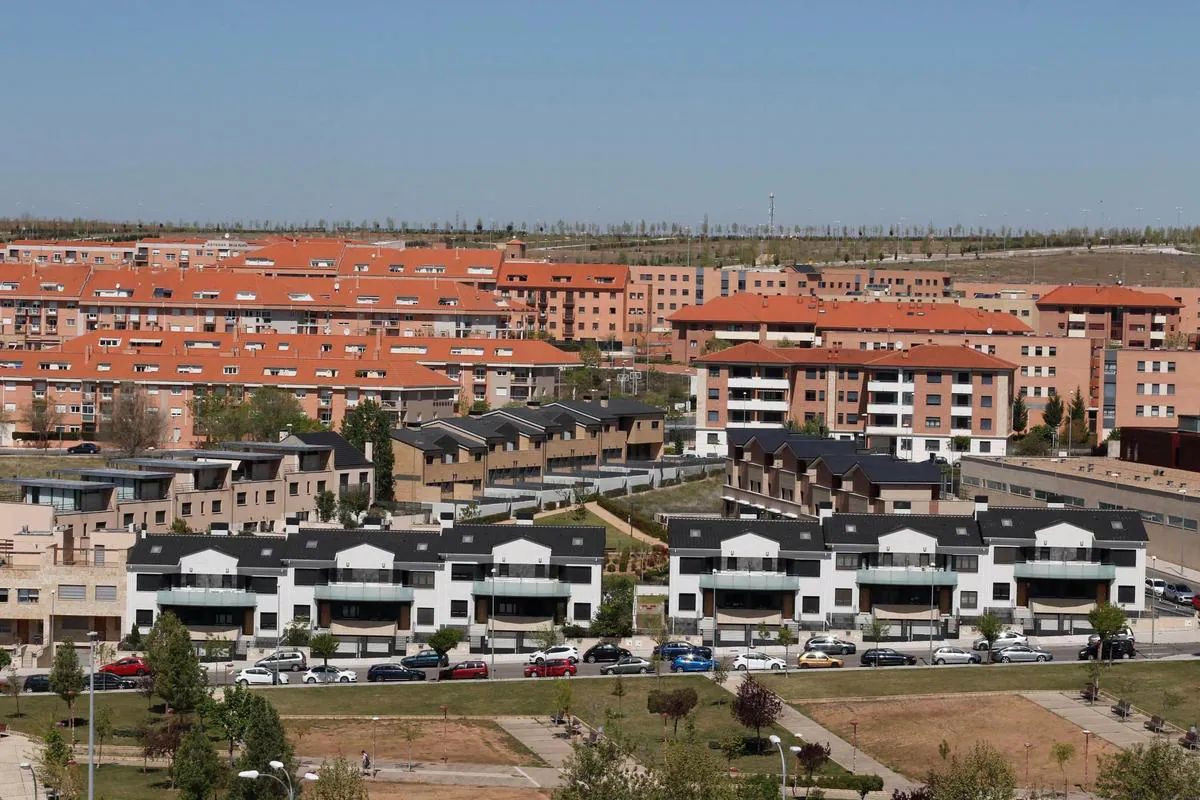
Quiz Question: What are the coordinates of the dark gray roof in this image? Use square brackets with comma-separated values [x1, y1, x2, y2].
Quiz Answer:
[127, 534, 291, 568]
[727, 428, 859, 459]
[483, 407, 570, 432]
[428, 416, 524, 442]
[849, 456, 943, 484]
[293, 432, 373, 469]
[58, 468, 174, 481]
[0, 477, 113, 490]
[175, 449, 282, 461]
[223, 441, 330, 453]
[289, 528, 441, 562]
[546, 399, 664, 421]
[113, 458, 230, 471]
[667, 517, 824, 551]
[390, 427, 483, 453]
[822, 514, 984, 547]
[443, 524, 605, 558]
[976, 508, 1148, 544]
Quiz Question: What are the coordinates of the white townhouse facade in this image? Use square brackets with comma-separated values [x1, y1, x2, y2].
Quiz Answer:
[124, 522, 604, 657]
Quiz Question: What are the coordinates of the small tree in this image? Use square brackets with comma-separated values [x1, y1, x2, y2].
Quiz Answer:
[711, 656, 730, 687]
[795, 741, 832, 783]
[146, 611, 207, 713]
[1088, 603, 1128, 664]
[611, 675, 626, 717]
[928, 741, 1016, 800]
[730, 675, 782, 753]
[203, 636, 232, 664]
[314, 490, 337, 522]
[308, 632, 339, 678]
[973, 611, 1004, 664]
[23, 396, 63, 449]
[554, 680, 573, 720]
[1094, 738, 1200, 800]
[48, 639, 85, 740]
[309, 754, 369, 800]
[109, 382, 167, 455]
[1012, 395, 1029, 433]
[123, 621, 144, 650]
[776, 627, 796, 673]
[532, 625, 560, 653]
[141, 718, 188, 782]
[337, 484, 371, 527]
[95, 705, 114, 765]
[865, 616, 891, 663]
[719, 732, 745, 771]
[173, 723, 224, 800]
[39, 728, 79, 797]
[1042, 394, 1064, 431]
[427, 627, 463, 658]
[458, 502, 480, 522]
[201, 683, 251, 765]
[281, 618, 312, 647]
[398, 720, 421, 772]
[169, 518, 193, 534]
[5, 663, 22, 717]
[1051, 742, 1075, 798]
[648, 688, 699, 737]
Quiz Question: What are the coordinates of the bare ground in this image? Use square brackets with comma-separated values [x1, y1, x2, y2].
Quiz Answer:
[369, 786, 549, 800]
[286, 718, 544, 766]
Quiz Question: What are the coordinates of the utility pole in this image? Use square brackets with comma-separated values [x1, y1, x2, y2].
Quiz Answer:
[768, 193, 775, 237]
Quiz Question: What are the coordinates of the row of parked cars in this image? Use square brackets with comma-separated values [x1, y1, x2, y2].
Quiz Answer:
[1147, 577, 1198, 608]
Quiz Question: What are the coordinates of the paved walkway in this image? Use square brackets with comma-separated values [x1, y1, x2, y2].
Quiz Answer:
[585, 502, 663, 547]
[495, 716, 582, 788]
[1022, 691, 1162, 750]
[0, 733, 40, 800]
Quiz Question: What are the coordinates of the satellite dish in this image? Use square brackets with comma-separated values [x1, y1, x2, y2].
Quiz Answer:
[895, 340, 903, 349]
[986, 327, 993, 334]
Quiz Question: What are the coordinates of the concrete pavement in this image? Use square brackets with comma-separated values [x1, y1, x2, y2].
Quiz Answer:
[1023, 691, 1164, 750]
[0, 732, 40, 800]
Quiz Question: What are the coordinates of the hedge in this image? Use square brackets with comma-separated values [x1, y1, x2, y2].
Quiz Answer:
[632, 484, 652, 494]
[795, 774, 884, 793]
[596, 496, 667, 542]
[543, 501, 558, 511]
[602, 488, 628, 499]
[471, 511, 512, 525]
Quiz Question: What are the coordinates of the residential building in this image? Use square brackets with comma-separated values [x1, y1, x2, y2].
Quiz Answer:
[497, 262, 630, 343]
[795, 266, 952, 298]
[1109, 349, 1200, 432]
[1035, 285, 1183, 347]
[0, 264, 94, 349]
[2, 240, 135, 267]
[124, 522, 603, 654]
[1119, 415, 1200, 472]
[132, 238, 238, 269]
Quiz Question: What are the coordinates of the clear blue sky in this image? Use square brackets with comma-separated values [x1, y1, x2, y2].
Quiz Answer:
[4, 1, 1197, 230]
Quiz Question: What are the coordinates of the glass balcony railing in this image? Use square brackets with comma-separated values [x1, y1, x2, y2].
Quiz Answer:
[1013, 562, 1116, 580]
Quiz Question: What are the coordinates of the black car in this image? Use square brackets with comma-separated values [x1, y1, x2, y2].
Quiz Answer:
[690, 646, 714, 660]
[1078, 639, 1136, 661]
[400, 649, 449, 669]
[23, 674, 49, 693]
[581, 643, 632, 664]
[89, 672, 136, 691]
[367, 663, 427, 682]
[67, 442, 101, 455]
[859, 648, 917, 667]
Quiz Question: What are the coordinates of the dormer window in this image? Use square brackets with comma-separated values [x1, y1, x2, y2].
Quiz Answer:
[1000, 518, 1013, 527]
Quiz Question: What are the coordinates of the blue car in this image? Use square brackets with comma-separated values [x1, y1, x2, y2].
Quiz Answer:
[653, 641, 696, 660]
[670, 653, 715, 673]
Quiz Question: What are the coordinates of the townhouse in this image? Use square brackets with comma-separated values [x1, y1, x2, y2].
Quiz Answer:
[390, 400, 665, 503]
[133, 237, 246, 269]
[695, 341, 1016, 461]
[124, 522, 604, 655]
[667, 504, 1148, 646]
[0, 435, 372, 536]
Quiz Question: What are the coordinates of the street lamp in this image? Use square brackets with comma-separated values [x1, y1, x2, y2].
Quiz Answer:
[1082, 730, 1092, 790]
[371, 716, 380, 768]
[1151, 555, 1157, 645]
[237, 761, 318, 800]
[925, 565, 936, 664]
[768, 735, 802, 798]
[21, 761, 38, 800]
[489, 567, 497, 679]
[1024, 742, 1032, 788]
[87, 631, 98, 800]
[850, 721, 859, 774]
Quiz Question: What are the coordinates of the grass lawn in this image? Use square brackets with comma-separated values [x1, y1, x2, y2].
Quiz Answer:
[536, 508, 645, 550]
[1, 691, 155, 746]
[0, 454, 108, 499]
[607, 477, 724, 518]
[760, 660, 1200, 729]
[94, 766, 177, 800]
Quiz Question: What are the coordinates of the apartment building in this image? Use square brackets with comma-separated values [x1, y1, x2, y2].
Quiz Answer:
[390, 400, 665, 502]
[124, 522, 604, 654]
[694, 342, 1015, 461]
[1120, 415, 1200, 472]
[667, 505, 1147, 646]
[0, 435, 372, 536]
[497, 262, 630, 343]
[2, 240, 135, 267]
[1035, 285, 1183, 346]
[794, 266, 952, 298]
[630, 265, 796, 334]
[133, 238, 244, 269]
[0, 264, 93, 349]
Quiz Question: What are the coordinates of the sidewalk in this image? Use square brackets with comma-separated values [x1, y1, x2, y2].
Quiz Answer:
[0, 733, 42, 800]
[1022, 691, 1162, 750]
[585, 502, 663, 547]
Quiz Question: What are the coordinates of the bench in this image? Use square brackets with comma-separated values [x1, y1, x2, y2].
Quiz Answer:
[1080, 683, 1100, 702]
[1145, 716, 1166, 733]
[1111, 699, 1132, 719]
[1180, 730, 1200, 750]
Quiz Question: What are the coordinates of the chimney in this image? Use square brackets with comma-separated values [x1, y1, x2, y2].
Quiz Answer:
[362, 515, 382, 530]
[817, 501, 833, 522]
[438, 509, 455, 531]
[284, 516, 299, 535]
[973, 494, 988, 518]
[515, 509, 535, 526]
[364, 441, 374, 462]
[599, 396, 609, 408]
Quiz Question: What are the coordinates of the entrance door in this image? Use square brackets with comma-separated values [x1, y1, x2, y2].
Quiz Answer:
[858, 586, 871, 613]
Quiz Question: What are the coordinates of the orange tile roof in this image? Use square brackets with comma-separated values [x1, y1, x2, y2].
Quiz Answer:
[0, 263, 93, 298]
[697, 341, 1015, 371]
[498, 262, 629, 290]
[335, 246, 503, 279]
[6, 240, 137, 249]
[1035, 285, 1183, 309]
[864, 344, 1017, 370]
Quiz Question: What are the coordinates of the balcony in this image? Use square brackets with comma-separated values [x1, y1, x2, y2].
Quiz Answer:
[314, 584, 415, 602]
[1013, 562, 1116, 581]
[156, 588, 257, 607]
[728, 377, 789, 390]
[714, 329, 761, 341]
[866, 402, 907, 417]
[868, 379, 914, 394]
[856, 568, 958, 586]
[951, 383, 973, 394]
[698, 572, 801, 591]
[472, 578, 572, 598]
[727, 399, 789, 412]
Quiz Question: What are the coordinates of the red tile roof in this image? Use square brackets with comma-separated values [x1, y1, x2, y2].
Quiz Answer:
[863, 344, 1017, 370]
[0, 264, 94, 298]
[498, 262, 629, 290]
[1035, 285, 1183, 309]
[697, 342, 1015, 371]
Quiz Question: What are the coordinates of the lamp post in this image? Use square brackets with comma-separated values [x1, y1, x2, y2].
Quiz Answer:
[87, 630, 98, 800]
[926, 565, 936, 664]
[1151, 555, 1157, 645]
[20, 761, 38, 800]
[489, 567, 497, 679]
[1082, 730, 1092, 791]
[1024, 742, 1032, 788]
[850, 721, 859, 774]
[767, 735, 802, 798]
[371, 716, 379, 768]
[237, 761, 318, 800]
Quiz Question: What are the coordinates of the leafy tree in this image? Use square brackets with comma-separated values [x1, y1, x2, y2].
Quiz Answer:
[554, 680, 573, 719]
[337, 483, 371, 526]
[398, 720, 421, 772]
[109, 382, 167, 455]
[1094, 738, 1200, 800]
[554, 735, 647, 800]
[309, 754, 369, 800]
[711, 656, 730, 687]
[169, 517, 193, 534]
[0, 649, 10, 672]
[314, 490, 337, 522]
[592, 575, 634, 637]
[1088, 603, 1129, 663]
[776, 627, 796, 672]
[973, 612, 1004, 664]
[611, 675, 626, 717]
[458, 502, 480, 522]
[579, 341, 602, 370]
[203, 636, 233, 663]
[243, 387, 323, 441]
[201, 683, 252, 764]
[1042, 394, 1064, 430]
[532, 625, 560, 652]
[227, 694, 295, 800]
[864, 616, 891, 661]
[795, 741, 832, 783]
[23, 396, 63, 449]
[730, 675, 782, 753]
[1011, 395, 1029, 433]
[340, 398, 394, 500]
[1051, 742, 1075, 798]
[141, 718, 188, 784]
[427, 626, 463, 656]
[647, 688, 698, 736]
[191, 391, 250, 444]
[146, 611, 208, 713]
[281, 618, 312, 647]
[174, 723, 225, 800]
[719, 731, 744, 770]
[308, 632, 339, 677]
[928, 741, 1017, 800]
[49, 639, 85, 739]
[39, 728, 79, 797]
[469, 399, 491, 414]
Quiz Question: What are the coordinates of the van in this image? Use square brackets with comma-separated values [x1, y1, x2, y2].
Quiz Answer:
[255, 650, 307, 672]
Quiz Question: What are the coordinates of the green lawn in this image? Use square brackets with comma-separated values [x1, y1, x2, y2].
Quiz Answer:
[607, 476, 724, 518]
[760, 660, 1200, 729]
[536, 508, 646, 550]
[94, 766, 177, 800]
[1, 691, 153, 745]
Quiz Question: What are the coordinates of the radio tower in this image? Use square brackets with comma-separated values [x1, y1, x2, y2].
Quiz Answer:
[768, 193, 775, 236]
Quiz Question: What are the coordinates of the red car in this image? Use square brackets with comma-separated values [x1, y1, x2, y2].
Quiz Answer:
[99, 656, 150, 677]
[523, 658, 577, 678]
[438, 660, 489, 680]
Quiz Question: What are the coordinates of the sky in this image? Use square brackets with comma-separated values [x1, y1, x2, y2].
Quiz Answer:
[3, 1, 1198, 230]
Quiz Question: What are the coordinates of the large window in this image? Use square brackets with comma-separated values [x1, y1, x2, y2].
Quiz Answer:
[1116, 585, 1135, 604]
[960, 591, 978, 609]
[450, 600, 468, 618]
[135, 609, 154, 626]
[801, 596, 820, 615]
[834, 588, 853, 607]
[992, 582, 1011, 601]
[677, 593, 696, 611]
[260, 612, 278, 630]
[573, 603, 592, 621]
[416, 607, 435, 626]
[835, 554, 858, 570]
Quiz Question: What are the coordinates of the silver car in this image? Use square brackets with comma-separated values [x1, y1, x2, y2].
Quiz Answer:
[972, 630, 1027, 651]
[600, 656, 653, 675]
[994, 644, 1052, 663]
[1165, 583, 1195, 604]
[931, 646, 980, 665]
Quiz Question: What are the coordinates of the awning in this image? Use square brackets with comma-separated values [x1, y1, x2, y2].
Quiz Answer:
[492, 616, 554, 632]
[715, 609, 783, 625]
[872, 604, 941, 621]
[1030, 598, 1097, 615]
[330, 620, 396, 637]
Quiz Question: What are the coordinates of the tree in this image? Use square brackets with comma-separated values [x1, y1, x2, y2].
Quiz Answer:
[928, 742, 1017, 800]
[648, 688, 698, 736]
[554, 735, 647, 800]
[191, 391, 249, 444]
[554, 680, 573, 720]
[39, 728, 80, 797]
[308, 632, 338, 678]
[174, 723, 224, 800]
[109, 382, 167, 455]
[719, 732, 744, 770]
[795, 741, 832, 783]
[1094, 738, 1200, 800]
[95, 705, 114, 764]
[532, 625, 560, 652]
[23, 396, 63, 449]
[730, 675, 782, 753]
[579, 341, 602, 370]
[145, 611, 208, 713]
[239, 387, 323, 442]
[1088, 603, 1129, 663]
[1042, 394, 1064, 430]
[341, 399, 394, 500]
[1064, 386, 1088, 452]
[592, 575, 634, 637]
[1011, 395, 1029, 433]
[458, 502, 480, 522]
[281, 618, 312, 647]
[5, 663, 22, 717]
[865, 616, 891, 662]
[427, 627, 463, 657]
[227, 694, 295, 800]
[201, 683, 252, 764]
[711, 656, 730, 687]
[315, 490, 337, 522]
[776, 627, 796, 673]
[611, 675, 626, 717]
[309, 755, 369, 800]
[169, 517, 193, 534]
[49, 639, 85, 740]
[337, 483, 371, 526]
[398, 720, 421, 772]
[973, 612, 1004, 664]
[141, 718, 188, 783]
[1051, 742, 1075, 798]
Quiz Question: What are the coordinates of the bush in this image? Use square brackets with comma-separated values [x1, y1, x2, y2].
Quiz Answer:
[602, 488, 627, 498]
[544, 501, 557, 511]
[472, 511, 511, 525]
[795, 774, 885, 792]
[561, 624, 587, 639]
[596, 496, 667, 541]
[632, 484, 651, 493]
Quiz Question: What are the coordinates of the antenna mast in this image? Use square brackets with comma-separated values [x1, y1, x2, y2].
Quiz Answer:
[768, 193, 775, 237]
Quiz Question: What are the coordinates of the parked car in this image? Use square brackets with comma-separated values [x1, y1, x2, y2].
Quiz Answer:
[859, 649, 917, 667]
[804, 636, 856, 655]
[994, 644, 1053, 663]
[89, 672, 136, 691]
[652, 641, 697, 661]
[670, 653, 715, 673]
[1087, 628, 1135, 646]
[1146, 578, 1167, 597]
[732, 652, 786, 671]
[366, 663, 426, 682]
[527, 645, 579, 665]
[1078, 639, 1136, 660]
[1165, 583, 1195, 604]
[524, 658, 577, 678]
[23, 674, 49, 693]
[797, 651, 844, 669]
[99, 656, 150, 677]
[236, 667, 290, 686]
[1193, 594, 1200, 612]
[67, 442, 101, 455]
[599, 656, 652, 675]
[303, 665, 357, 684]
[439, 660, 489, 680]
[401, 649, 449, 669]
[931, 646, 980, 665]
[972, 630, 1027, 651]
[255, 651, 307, 672]
[690, 646, 714, 660]
[581, 643, 631, 663]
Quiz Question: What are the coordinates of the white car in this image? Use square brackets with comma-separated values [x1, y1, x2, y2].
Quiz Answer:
[972, 630, 1027, 651]
[1146, 578, 1166, 597]
[527, 645, 579, 665]
[732, 651, 787, 671]
[303, 666, 358, 684]
[236, 667, 290, 687]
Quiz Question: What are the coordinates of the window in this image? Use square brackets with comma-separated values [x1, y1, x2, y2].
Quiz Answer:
[801, 596, 820, 615]
[992, 582, 1011, 601]
[289, 482, 299, 496]
[834, 588, 853, 607]
[925, 418, 941, 429]
[926, 394, 942, 405]
[1116, 585, 1135, 604]
[981, 395, 993, 408]
[260, 612, 278, 630]
[450, 564, 475, 581]
[181, 502, 192, 517]
[708, 388, 719, 400]
[236, 492, 247, 507]
[927, 372, 942, 383]
[416, 607, 435, 626]
[410, 571, 435, 588]
[135, 609, 154, 626]
[956, 555, 979, 572]
[292, 605, 310, 620]
[58, 585, 85, 601]
[0, 589, 7, 603]
[450, 600, 468, 618]
[17, 589, 38, 604]
[960, 591, 978, 609]
[95, 585, 117, 602]
[677, 593, 697, 611]
[211, 500, 222, 514]
[835, 553, 858, 570]
[707, 410, 718, 423]
[573, 602, 592, 621]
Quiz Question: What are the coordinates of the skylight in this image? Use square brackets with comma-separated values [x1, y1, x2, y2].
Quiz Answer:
[1111, 520, 1124, 530]
[571, 537, 584, 547]
[955, 527, 968, 536]
[260, 548, 273, 557]
[1001, 518, 1013, 527]
[844, 524, 857, 533]
[461, 535, 473, 544]
[416, 542, 428, 551]
[305, 540, 318, 549]
[689, 528, 701, 539]
[150, 545, 162, 554]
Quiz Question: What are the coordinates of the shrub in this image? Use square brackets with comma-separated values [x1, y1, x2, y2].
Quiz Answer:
[632, 484, 651, 494]
[795, 774, 885, 792]
[602, 488, 627, 498]
[472, 511, 511, 525]
[544, 501, 558, 511]
[562, 624, 587, 639]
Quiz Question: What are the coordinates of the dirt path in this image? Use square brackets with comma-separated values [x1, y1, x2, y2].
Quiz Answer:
[584, 502, 663, 547]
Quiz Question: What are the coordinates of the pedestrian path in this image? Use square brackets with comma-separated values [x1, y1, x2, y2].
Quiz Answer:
[585, 502, 663, 547]
[0, 732, 40, 800]
[1021, 691, 1161, 750]
[296, 755, 541, 788]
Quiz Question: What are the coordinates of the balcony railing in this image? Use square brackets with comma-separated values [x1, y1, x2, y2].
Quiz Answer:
[314, 584, 415, 602]
[1012, 562, 1116, 580]
[472, 578, 572, 598]
[698, 572, 800, 591]
[156, 588, 257, 607]
[856, 567, 959, 586]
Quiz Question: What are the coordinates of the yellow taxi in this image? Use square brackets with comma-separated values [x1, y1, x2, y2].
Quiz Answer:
[796, 651, 844, 669]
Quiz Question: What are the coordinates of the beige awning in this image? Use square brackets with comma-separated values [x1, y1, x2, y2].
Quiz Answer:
[185, 625, 240, 641]
[1031, 598, 1097, 615]
[716, 609, 782, 625]
[872, 605, 940, 621]
[331, 620, 396, 637]
[492, 616, 554, 632]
